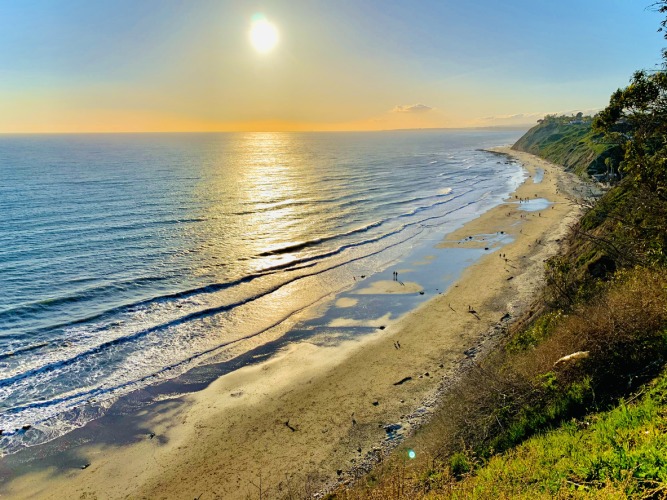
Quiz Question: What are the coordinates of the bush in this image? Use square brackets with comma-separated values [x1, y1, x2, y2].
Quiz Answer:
[449, 452, 472, 479]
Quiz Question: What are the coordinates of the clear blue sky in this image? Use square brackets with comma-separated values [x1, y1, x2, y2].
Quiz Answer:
[0, 0, 664, 132]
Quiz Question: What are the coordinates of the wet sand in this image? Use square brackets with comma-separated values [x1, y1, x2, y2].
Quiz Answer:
[1, 147, 588, 499]
[355, 280, 423, 295]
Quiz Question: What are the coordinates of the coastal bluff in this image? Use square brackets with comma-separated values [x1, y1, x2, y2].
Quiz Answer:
[512, 114, 620, 180]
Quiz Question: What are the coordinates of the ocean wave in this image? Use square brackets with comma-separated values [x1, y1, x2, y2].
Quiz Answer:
[0, 190, 488, 392]
[2, 184, 484, 348]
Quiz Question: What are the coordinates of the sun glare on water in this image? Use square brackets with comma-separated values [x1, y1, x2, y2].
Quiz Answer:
[250, 15, 279, 54]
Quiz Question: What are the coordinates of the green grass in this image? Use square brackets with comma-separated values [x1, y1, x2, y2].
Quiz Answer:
[448, 367, 667, 499]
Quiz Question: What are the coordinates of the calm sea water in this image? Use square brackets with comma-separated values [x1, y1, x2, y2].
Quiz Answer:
[0, 129, 524, 454]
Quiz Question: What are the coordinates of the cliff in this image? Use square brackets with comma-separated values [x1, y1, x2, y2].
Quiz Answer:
[512, 115, 621, 180]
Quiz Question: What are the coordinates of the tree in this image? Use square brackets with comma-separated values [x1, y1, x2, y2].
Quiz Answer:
[593, 70, 667, 197]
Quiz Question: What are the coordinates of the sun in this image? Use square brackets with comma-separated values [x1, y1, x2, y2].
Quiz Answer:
[249, 15, 279, 54]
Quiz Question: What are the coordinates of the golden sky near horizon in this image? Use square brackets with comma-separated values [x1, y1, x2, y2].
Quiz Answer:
[0, 1, 664, 133]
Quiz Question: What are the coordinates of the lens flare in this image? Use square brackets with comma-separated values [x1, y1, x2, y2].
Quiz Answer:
[408, 449, 416, 459]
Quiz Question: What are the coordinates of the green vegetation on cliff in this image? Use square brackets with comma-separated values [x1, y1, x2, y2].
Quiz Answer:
[512, 114, 620, 180]
[448, 366, 667, 499]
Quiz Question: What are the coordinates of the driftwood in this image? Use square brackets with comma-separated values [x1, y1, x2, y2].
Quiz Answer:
[284, 420, 297, 432]
[554, 351, 590, 367]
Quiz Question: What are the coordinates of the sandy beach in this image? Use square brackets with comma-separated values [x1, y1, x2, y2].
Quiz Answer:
[1, 147, 589, 499]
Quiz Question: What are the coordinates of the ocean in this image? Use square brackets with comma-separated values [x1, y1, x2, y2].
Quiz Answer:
[0, 129, 525, 455]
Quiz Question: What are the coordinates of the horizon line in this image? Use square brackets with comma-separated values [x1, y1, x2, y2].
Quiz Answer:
[0, 124, 533, 136]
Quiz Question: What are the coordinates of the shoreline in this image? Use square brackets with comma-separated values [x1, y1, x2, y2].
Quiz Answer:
[0, 147, 587, 499]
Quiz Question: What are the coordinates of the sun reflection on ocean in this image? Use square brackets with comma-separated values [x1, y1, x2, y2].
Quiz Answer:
[188, 132, 323, 277]
[237, 133, 303, 269]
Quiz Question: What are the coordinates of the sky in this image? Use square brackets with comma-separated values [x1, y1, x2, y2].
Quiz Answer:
[0, 0, 665, 133]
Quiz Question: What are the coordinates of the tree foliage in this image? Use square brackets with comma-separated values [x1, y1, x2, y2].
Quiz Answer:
[593, 70, 667, 196]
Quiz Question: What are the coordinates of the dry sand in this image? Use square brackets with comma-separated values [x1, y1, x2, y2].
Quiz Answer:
[2, 148, 589, 499]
